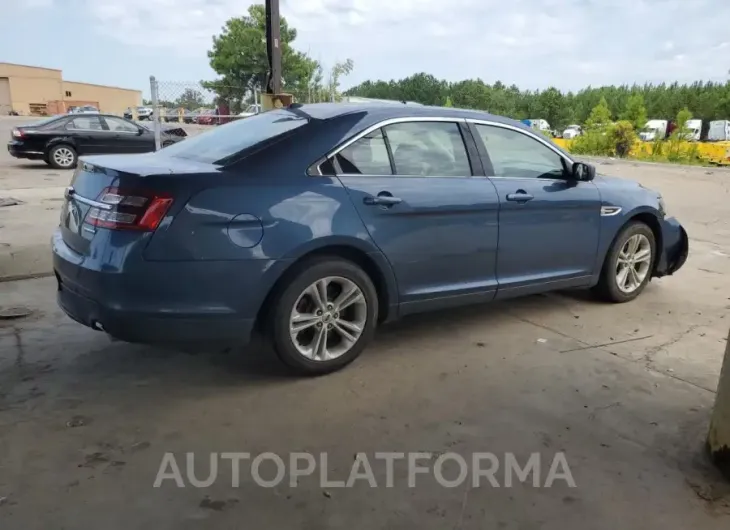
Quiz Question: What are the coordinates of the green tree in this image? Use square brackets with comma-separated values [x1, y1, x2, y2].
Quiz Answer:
[175, 88, 205, 110]
[204, 4, 316, 108]
[444, 96, 453, 107]
[621, 93, 648, 130]
[327, 59, 354, 102]
[584, 97, 612, 130]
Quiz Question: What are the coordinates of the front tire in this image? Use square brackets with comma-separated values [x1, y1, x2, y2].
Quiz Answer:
[47, 144, 77, 170]
[268, 257, 378, 375]
[595, 221, 656, 302]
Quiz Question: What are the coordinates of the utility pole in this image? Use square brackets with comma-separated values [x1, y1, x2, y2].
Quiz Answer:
[708, 326, 730, 479]
[261, 0, 292, 109]
[265, 0, 281, 95]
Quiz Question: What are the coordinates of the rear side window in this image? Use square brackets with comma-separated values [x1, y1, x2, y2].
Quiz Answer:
[160, 110, 308, 164]
[384, 121, 471, 176]
[66, 117, 104, 130]
[335, 129, 392, 175]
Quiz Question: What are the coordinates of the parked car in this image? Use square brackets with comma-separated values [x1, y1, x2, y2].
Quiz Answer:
[163, 108, 183, 123]
[51, 103, 688, 375]
[196, 109, 217, 125]
[7, 114, 186, 169]
[562, 124, 582, 139]
[69, 105, 100, 114]
[123, 106, 154, 120]
[239, 104, 262, 118]
[183, 110, 199, 124]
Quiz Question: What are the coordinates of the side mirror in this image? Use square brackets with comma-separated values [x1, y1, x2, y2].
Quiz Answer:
[137, 127, 145, 136]
[572, 162, 595, 182]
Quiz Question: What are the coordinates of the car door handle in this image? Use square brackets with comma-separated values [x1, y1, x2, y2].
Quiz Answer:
[506, 190, 534, 203]
[363, 194, 402, 207]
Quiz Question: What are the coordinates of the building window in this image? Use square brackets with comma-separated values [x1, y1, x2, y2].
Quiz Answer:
[65, 91, 72, 97]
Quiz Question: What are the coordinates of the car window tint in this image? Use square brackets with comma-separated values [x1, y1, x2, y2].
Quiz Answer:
[67, 117, 104, 131]
[475, 125, 566, 179]
[104, 116, 139, 133]
[335, 129, 392, 175]
[383, 121, 471, 177]
[159, 109, 307, 164]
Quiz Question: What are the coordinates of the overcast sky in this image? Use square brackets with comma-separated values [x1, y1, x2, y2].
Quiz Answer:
[4, 0, 729, 96]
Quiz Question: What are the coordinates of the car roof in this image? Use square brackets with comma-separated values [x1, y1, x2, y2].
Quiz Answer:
[289, 102, 527, 129]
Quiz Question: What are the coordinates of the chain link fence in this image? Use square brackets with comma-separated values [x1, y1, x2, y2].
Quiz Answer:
[148, 77, 260, 149]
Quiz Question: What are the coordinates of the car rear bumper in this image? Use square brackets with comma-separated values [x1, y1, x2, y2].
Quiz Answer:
[654, 216, 688, 277]
[52, 229, 266, 347]
[7, 142, 44, 160]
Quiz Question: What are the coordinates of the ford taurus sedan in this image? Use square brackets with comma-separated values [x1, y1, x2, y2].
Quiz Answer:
[52, 103, 688, 375]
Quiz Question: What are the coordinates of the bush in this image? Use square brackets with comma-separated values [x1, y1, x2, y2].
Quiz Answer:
[609, 120, 636, 158]
[570, 128, 614, 156]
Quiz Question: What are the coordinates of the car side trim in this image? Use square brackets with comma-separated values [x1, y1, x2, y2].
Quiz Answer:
[600, 206, 622, 216]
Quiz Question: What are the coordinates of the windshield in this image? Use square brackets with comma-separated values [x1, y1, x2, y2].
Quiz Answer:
[160, 109, 308, 164]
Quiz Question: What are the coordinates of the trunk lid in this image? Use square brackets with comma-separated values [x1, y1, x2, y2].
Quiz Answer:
[60, 154, 217, 255]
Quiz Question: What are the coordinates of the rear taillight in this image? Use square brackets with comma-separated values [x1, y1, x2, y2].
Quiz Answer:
[11, 128, 24, 139]
[85, 187, 173, 231]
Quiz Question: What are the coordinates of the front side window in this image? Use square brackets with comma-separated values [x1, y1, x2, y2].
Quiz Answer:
[66, 116, 103, 131]
[384, 121, 471, 177]
[335, 129, 392, 175]
[475, 124, 567, 179]
[104, 116, 139, 133]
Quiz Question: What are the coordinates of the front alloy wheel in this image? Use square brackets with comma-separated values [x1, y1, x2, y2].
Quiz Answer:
[615, 234, 652, 294]
[269, 257, 378, 375]
[595, 221, 656, 302]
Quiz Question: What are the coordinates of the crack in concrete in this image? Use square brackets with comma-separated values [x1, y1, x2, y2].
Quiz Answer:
[643, 324, 702, 364]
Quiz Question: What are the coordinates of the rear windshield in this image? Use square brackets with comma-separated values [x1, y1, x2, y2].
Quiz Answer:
[161, 110, 308, 164]
[24, 116, 66, 128]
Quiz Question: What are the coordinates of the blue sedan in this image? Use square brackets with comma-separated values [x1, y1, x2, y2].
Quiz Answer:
[52, 103, 688, 374]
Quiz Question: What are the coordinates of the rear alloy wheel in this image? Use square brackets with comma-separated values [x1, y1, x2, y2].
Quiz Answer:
[269, 258, 378, 375]
[595, 222, 656, 302]
[48, 145, 77, 169]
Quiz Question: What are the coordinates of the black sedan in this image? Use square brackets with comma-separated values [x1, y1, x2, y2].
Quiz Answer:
[8, 114, 187, 169]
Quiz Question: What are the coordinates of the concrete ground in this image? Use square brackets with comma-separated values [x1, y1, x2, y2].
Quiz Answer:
[1, 116, 729, 529]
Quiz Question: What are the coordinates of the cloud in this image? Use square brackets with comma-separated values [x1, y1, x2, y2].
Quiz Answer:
[45, 0, 730, 89]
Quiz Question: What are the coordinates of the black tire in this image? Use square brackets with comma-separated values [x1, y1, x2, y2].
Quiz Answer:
[47, 144, 78, 170]
[162, 140, 174, 148]
[594, 221, 656, 302]
[268, 257, 379, 375]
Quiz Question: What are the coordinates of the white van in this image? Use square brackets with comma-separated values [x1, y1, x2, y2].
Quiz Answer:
[527, 119, 551, 133]
[639, 120, 668, 141]
[708, 120, 730, 142]
[683, 119, 702, 141]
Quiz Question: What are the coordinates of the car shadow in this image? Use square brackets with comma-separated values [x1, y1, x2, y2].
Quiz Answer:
[59, 288, 598, 382]
[0, 286, 610, 422]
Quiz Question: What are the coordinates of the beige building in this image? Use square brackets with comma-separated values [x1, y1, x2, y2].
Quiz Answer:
[0, 62, 141, 116]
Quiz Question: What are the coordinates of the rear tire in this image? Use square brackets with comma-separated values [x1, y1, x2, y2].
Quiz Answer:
[267, 257, 378, 375]
[47, 144, 77, 170]
[594, 221, 656, 302]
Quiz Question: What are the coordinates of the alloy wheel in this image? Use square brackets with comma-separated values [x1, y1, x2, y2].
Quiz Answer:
[615, 233, 652, 293]
[53, 147, 75, 168]
[289, 276, 367, 361]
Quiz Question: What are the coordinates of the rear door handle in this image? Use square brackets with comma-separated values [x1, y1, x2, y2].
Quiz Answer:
[363, 195, 402, 207]
[506, 190, 534, 203]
